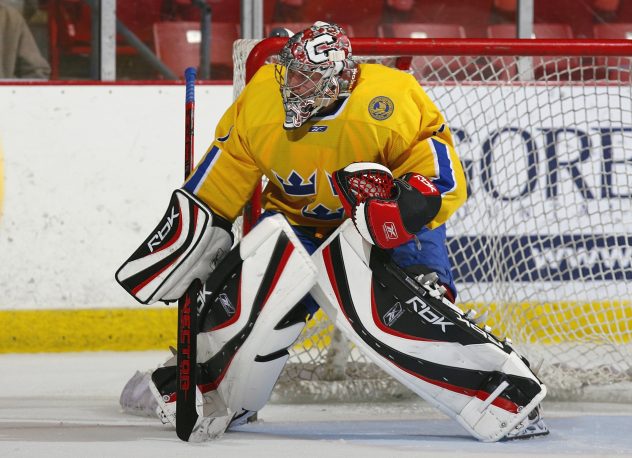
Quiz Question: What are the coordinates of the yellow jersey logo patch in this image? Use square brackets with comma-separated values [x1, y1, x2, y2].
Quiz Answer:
[368, 96, 394, 121]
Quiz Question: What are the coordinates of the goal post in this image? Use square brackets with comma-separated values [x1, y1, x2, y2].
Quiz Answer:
[233, 37, 632, 402]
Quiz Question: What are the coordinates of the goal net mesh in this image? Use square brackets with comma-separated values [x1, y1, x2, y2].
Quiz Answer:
[233, 38, 632, 402]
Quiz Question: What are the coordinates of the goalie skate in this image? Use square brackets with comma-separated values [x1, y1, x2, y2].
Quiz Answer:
[186, 411, 236, 442]
[503, 405, 549, 440]
[185, 408, 257, 442]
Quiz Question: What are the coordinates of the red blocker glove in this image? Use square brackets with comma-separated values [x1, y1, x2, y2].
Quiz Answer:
[333, 162, 441, 249]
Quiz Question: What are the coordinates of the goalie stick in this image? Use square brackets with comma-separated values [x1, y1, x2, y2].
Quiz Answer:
[176, 67, 200, 442]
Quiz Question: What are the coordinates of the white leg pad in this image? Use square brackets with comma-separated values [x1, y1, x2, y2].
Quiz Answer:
[310, 220, 547, 442]
[196, 214, 318, 414]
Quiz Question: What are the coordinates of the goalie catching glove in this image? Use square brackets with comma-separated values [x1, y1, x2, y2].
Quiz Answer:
[115, 189, 233, 304]
[333, 162, 441, 249]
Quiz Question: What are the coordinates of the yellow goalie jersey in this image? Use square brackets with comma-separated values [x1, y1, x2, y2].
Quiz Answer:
[183, 63, 466, 229]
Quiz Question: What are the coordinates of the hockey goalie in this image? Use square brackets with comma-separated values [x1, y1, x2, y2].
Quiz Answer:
[116, 21, 548, 442]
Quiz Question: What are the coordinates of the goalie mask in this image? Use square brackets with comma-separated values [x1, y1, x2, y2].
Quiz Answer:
[275, 21, 358, 129]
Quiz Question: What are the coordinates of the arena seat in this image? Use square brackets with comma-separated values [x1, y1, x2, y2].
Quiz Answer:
[491, 0, 595, 38]
[264, 22, 354, 37]
[611, 0, 632, 23]
[593, 22, 632, 38]
[487, 22, 574, 39]
[48, 0, 165, 78]
[593, 23, 632, 81]
[153, 21, 239, 80]
[378, 23, 466, 39]
[289, 0, 384, 36]
[487, 23, 578, 80]
[377, 23, 469, 80]
[170, 0, 276, 23]
[384, 0, 494, 38]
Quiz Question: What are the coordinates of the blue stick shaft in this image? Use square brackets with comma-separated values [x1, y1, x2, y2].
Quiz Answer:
[184, 67, 197, 178]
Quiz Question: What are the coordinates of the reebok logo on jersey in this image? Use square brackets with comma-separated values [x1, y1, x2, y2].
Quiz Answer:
[309, 125, 328, 132]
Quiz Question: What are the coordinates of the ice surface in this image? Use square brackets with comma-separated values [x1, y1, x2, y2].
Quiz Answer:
[1, 351, 631, 457]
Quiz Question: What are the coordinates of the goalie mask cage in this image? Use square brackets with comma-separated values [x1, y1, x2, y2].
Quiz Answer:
[232, 37, 632, 402]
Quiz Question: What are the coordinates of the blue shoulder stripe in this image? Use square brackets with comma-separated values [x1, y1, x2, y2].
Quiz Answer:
[183, 145, 221, 193]
[430, 138, 456, 195]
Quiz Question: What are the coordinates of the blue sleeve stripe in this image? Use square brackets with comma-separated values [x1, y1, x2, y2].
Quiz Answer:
[183, 145, 221, 194]
[429, 138, 457, 195]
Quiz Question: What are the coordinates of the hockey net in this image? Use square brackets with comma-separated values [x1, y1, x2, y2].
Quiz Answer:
[233, 38, 632, 402]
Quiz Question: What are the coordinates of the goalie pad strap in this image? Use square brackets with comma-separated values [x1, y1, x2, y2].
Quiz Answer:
[115, 189, 233, 304]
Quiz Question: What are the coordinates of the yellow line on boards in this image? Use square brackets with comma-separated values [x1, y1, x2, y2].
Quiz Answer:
[0, 300, 629, 354]
[461, 300, 632, 344]
[0, 308, 178, 353]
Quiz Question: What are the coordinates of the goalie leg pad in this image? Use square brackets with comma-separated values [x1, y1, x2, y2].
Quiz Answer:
[310, 220, 547, 442]
[151, 214, 318, 426]
[115, 189, 233, 304]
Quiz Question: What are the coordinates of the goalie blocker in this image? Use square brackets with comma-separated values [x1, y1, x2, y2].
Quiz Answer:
[115, 189, 233, 304]
[310, 220, 547, 442]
